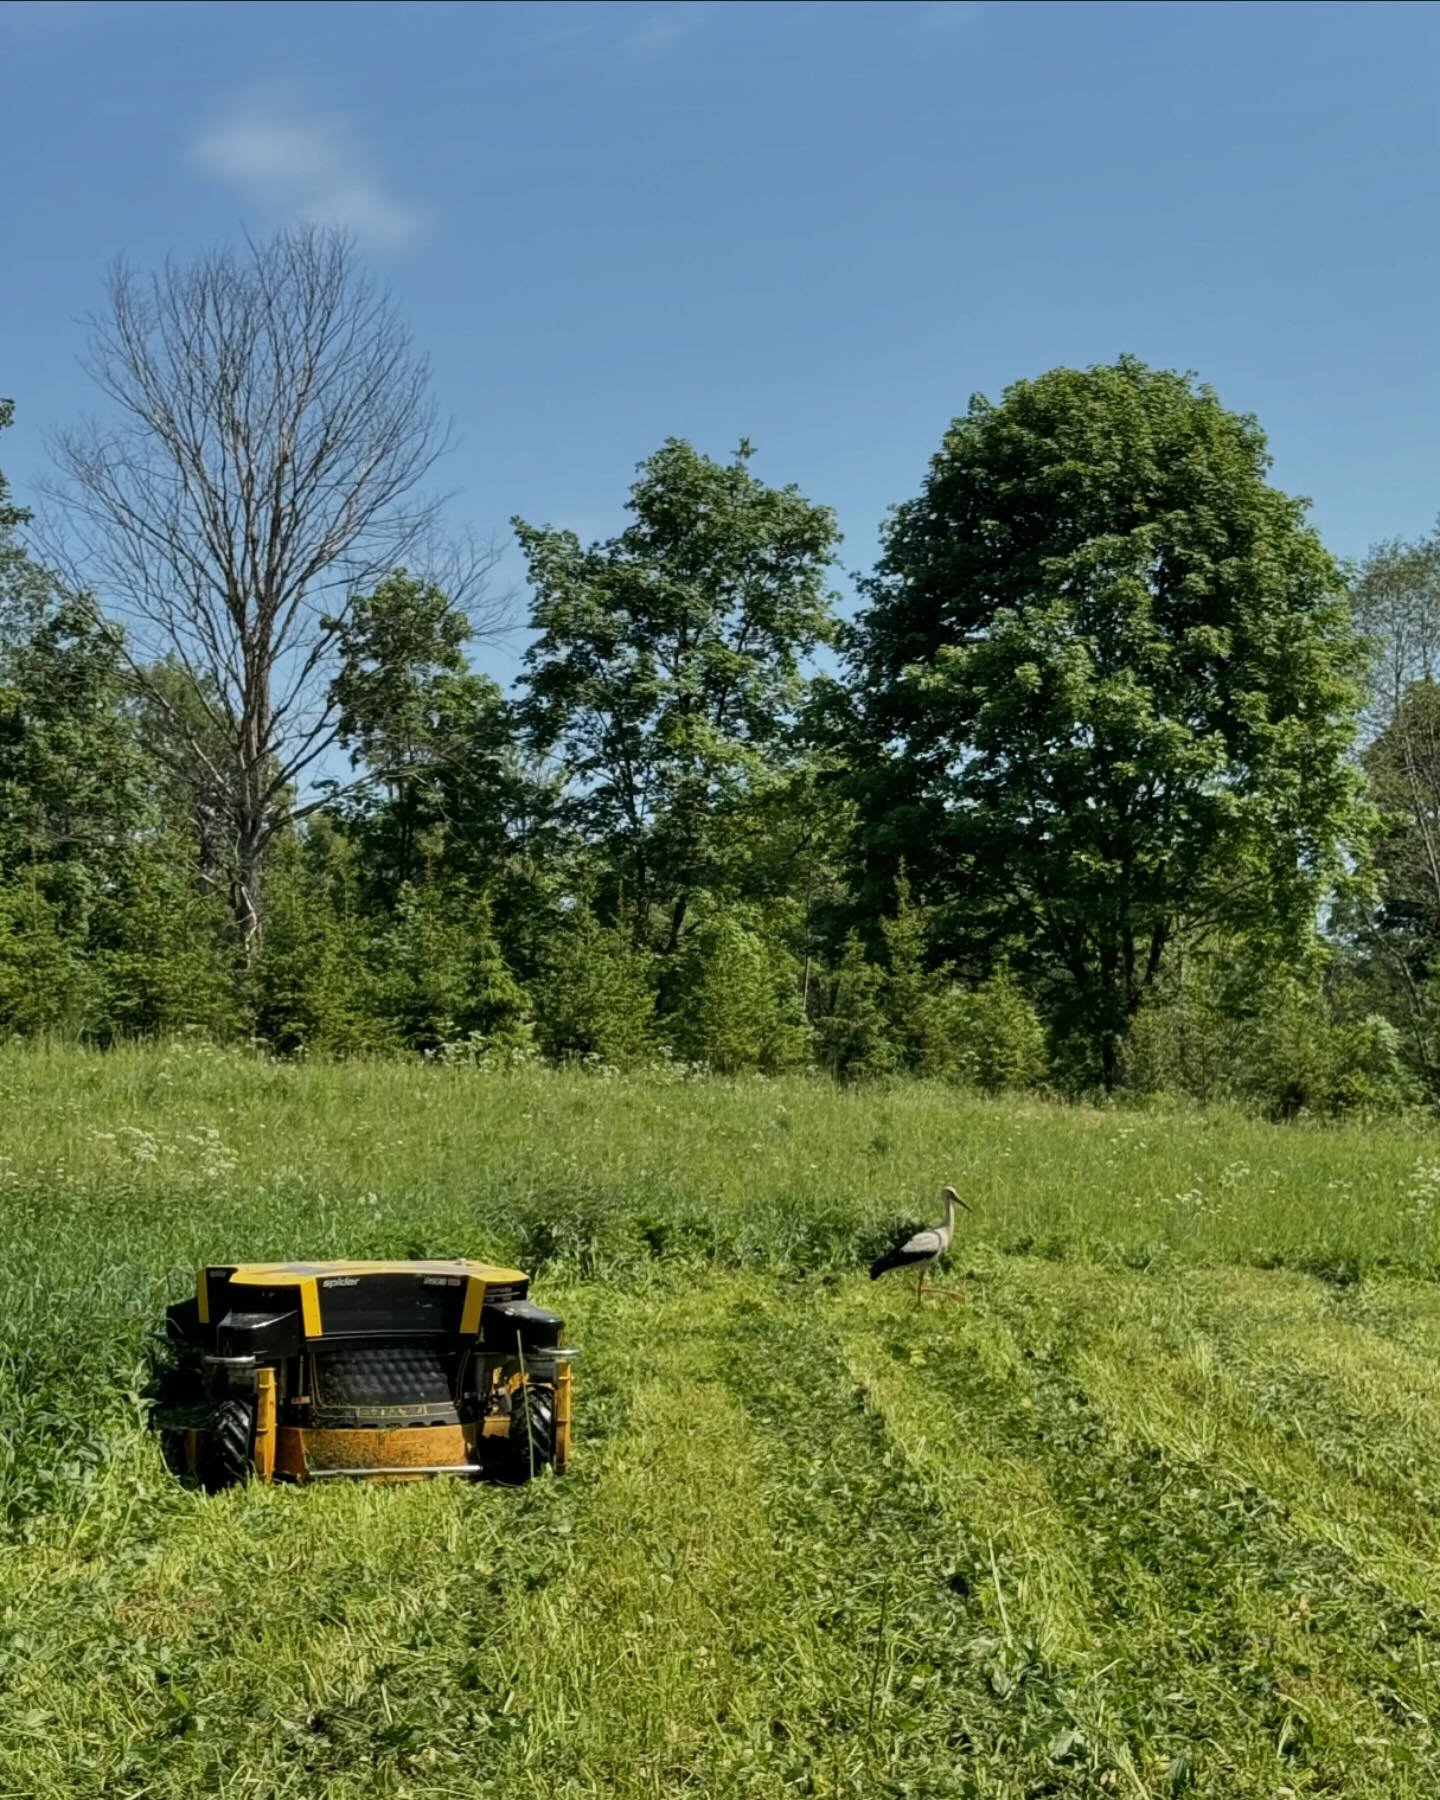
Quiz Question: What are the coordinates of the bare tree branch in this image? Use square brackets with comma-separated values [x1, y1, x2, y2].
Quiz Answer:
[39, 226, 460, 946]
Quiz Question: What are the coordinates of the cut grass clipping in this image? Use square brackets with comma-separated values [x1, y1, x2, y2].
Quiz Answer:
[4, 1043, 1440, 1794]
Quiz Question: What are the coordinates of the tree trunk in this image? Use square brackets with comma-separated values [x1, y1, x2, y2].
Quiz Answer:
[664, 892, 689, 956]
[1100, 1031, 1119, 1093]
[232, 819, 267, 955]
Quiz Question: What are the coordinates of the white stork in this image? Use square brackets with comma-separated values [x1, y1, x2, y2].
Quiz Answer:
[869, 1184, 971, 1303]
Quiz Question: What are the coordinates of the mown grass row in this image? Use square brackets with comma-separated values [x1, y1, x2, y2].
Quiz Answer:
[9, 1267, 1440, 1795]
[6, 1046, 1440, 1793]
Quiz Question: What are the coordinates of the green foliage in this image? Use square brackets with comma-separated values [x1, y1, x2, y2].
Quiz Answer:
[534, 909, 657, 1066]
[1125, 952, 1260, 1105]
[1364, 678, 1440, 923]
[0, 877, 97, 1036]
[1129, 953, 1419, 1118]
[0, 399, 55, 645]
[90, 838, 238, 1043]
[875, 878, 1045, 1092]
[0, 377, 1426, 1119]
[0, 598, 144, 885]
[664, 905, 810, 1073]
[328, 571, 472, 773]
[879, 874, 958, 1078]
[249, 826, 384, 1056]
[331, 572, 510, 896]
[1240, 986, 1419, 1120]
[516, 439, 839, 947]
[947, 964, 1048, 1094]
[847, 356, 1369, 1087]
[815, 932, 898, 1080]
[372, 883, 533, 1058]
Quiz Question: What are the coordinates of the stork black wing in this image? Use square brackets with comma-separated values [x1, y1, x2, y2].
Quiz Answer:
[869, 1228, 942, 1279]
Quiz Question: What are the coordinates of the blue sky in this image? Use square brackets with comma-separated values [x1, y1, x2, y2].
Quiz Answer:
[3, 0, 1438, 686]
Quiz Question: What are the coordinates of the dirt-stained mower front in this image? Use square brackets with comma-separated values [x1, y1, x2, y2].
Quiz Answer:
[154, 1260, 575, 1488]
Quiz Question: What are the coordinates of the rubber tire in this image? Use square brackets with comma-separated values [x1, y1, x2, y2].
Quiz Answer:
[201, 1397, 255, 1492]
[502, 1384, 556, 1483]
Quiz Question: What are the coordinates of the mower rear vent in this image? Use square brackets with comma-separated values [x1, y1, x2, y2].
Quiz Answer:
[310, 1344, 460, 1428]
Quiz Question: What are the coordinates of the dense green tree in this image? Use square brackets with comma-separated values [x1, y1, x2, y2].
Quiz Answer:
[533, 910, 656, 1067]
[0, 598, 146, 891]
[516, 439, 839, 952]
[664, 905, 810, 1073]
[90, 836, 238, 1043]
[330, 573, 473, 775]
[1347, 678, 1440, 1094]
[331, 569, 561, 951]
[875, 877, 1046, 1090]
[0, 875, 98, 1037]
[1351, 532, 1440, 728]
[948, 966, 1048, 1094]
[814, 933, 898, 1081]
[875, 874, 953, 1077]
[1130, 949, 1416, 1118]
[846, 356, 1368, 1087]
[1343, 537, 1440, 1095]
[371, 883, 531, 1058]
[329, 570, 473, 895]
[0, 406, 143, 885]
[249, 824, 383, 1056]
[0, 400, 56, 645]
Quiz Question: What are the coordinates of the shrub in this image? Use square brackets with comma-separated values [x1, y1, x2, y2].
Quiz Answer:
[374, 883, 533, 1058]
[1243, 996, 1419, 1120]
[0, 876, 98, 1037]
[534, 910, 657, 1068]
[250, 838, 384, 1056]
[1130, 955, 1420, 1118]
[665, 907, 811, 1073]
[92, 840, 239, 1044]
[946, 965, 1047, 1093]
[815, 933, 899, 1080]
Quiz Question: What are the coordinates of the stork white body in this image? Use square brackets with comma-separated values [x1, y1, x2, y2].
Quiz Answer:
[870, 1184, 970, 1302]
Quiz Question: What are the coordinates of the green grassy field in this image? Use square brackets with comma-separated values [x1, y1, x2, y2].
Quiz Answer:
[5, 1045, 1440, 1795]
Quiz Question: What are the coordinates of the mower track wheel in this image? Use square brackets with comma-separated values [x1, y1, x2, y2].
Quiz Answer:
[502, 1384, 556, 1482]
[201, 1397, 255, 1492]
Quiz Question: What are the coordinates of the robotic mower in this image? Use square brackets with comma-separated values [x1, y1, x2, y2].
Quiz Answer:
[155, 1259, 574, 1488]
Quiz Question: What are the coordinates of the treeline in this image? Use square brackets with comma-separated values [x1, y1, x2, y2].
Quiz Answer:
[2, 229, 1437, 1114]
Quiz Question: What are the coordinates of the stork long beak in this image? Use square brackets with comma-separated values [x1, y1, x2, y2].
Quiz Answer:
[942, 1184, 973, 1213]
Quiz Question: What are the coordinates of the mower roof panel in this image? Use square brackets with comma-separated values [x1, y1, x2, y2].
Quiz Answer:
[225, 1259, 528, 1284]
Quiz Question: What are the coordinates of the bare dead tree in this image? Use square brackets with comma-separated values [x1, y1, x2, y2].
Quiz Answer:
[43, 226, 492, 947]
[1351, 532, 1440, 1097]
[1352, 533, 1440, 733]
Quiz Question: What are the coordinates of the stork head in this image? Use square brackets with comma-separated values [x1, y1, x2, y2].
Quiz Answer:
[941, 1183, 972, 1214]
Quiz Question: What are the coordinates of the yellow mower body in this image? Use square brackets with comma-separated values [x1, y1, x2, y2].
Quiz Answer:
[157, 1259, 574, 1487]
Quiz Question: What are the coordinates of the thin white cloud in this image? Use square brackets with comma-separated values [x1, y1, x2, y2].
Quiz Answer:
[192, 99, 423, 253]
[624, 4, 713, 59]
